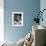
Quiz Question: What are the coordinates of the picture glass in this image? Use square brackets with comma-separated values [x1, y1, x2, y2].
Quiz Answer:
[12, 12, 23, 26]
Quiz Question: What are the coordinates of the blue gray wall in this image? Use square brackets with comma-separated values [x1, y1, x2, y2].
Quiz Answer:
[4, 0, 40, 42]
[40, 0, 46, 27]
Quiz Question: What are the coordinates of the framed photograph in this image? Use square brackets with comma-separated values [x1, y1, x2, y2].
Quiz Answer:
[12, 12, 23, 26]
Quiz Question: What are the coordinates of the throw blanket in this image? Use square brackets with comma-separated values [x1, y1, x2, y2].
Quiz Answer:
[17, 32, 34, 46]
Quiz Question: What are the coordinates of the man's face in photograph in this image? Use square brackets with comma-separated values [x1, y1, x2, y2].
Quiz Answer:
[14, 14, 21, 22]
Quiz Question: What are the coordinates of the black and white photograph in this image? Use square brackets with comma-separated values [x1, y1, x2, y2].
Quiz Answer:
[12, 12, 23, 26]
